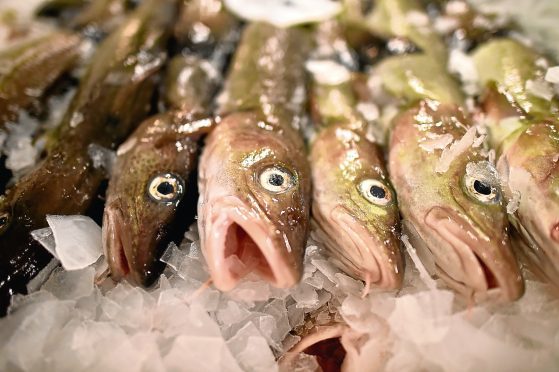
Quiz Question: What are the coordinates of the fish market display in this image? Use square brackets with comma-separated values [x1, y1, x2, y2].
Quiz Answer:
[197, 22, 312, 291]
[308, 24, 403, 291]
[471, 38, 559, 288]
[0, 0, 177, 314]
[0, 0, 558, 371]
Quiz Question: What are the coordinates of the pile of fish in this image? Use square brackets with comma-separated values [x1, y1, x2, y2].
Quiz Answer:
[0, 0, 558, 370]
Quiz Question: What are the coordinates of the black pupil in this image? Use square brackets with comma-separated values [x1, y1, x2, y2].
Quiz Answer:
[0, 216, 7, 225]
[370, 185, 386, 199]
[157, 181, 174, 195]
[473, 180, 492, 196]
[269, 173, 285, 187]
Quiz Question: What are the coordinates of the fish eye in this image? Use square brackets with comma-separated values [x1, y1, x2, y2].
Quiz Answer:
[464, 174, 500, 204]
[358, 179, 393, 206]
[259, 166, 295, 193]
[147, 173, 185, 205]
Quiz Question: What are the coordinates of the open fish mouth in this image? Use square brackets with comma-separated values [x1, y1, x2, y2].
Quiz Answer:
[424, 206, 523, 302]
[203, 196, 299, 290]
[103, 205, 132, 283]
[327, 206, 402, 290]
[551, 222, 559, 243]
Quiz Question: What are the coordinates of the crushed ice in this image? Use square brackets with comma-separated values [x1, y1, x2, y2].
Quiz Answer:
[2, 219, 557, 371]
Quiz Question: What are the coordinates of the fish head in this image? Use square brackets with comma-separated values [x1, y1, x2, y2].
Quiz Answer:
[390, 103, 524, 302]
[198, 112, 311, 290]
[103, 116, 198, 286]
[311, 126, 403, 290]
[500, 122, 559, 284]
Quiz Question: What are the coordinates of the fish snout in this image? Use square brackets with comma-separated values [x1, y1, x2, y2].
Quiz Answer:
[103, 203, 160, 286]
[103, 204, 130, 282]
[203, 197, 301, 291]
[330, 206, 403, 290]
[424, 206, 523, 302]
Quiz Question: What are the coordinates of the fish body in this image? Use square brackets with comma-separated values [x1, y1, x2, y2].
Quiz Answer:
[472, 39, 559, 287]
[382, 54, 523, 302]
[0, 31, 82, 131]
[198, 23, 312, 290]
[0, 0, 177, 315]
[103, 54, 218, 286]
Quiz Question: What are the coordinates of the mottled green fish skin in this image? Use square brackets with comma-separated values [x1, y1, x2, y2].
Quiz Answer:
[383, 54, 523, 302]
[103, 53, 218, 286]
[308, 51, 403, 289]
[0, 31, 82, 131]
[198, 23, 312, 290]
[473, 39, 559, 288]
[0, 0, 178, 315]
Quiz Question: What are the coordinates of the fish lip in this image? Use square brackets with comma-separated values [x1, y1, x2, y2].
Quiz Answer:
[203, 196, 299, 291]
[329, 205, 402, 290]
[551, 222, 559, 243]
[102, 204, 131, 282]
[424, 206, 523, 301]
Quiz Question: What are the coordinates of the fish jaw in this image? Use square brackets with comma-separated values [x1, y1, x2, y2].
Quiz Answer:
[201, 196, 301, 290]
[102, 201, 165, 287]
[314, 203, 403, 290]
[423, 206, 524, 302]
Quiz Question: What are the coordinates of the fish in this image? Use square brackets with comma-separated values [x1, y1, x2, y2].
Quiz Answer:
[0, 31, 82, 132]
[472, 39, 559, 288]
[103, 55, 221, 286]
[279, 305, 381, 372]
[379, 53, 524, 302]
[307, 25, 403, 291]
[197, 23, 312, 290]
[0, 0, 178, 315]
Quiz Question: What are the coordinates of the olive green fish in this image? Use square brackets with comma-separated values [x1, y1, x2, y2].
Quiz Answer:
[472, 39, 559, 288]
[198, 23, 312, 290]
[0, 0, 177, 315]
[308, 25, 403, 290]
[380, 54, 523, 302]
[103, 53, 219, 286]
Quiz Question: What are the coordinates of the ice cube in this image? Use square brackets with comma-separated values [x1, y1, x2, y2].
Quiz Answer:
[165, 334, 243, 372]
[42, 267, 95, 300]
[224, 0, 342, 28]
[227, 322, 277, 371]
[46, 215, 102, 270]
[545, 66, 559, 84]
[291, 283, 319, 308]
[87, 143, 116, 174]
